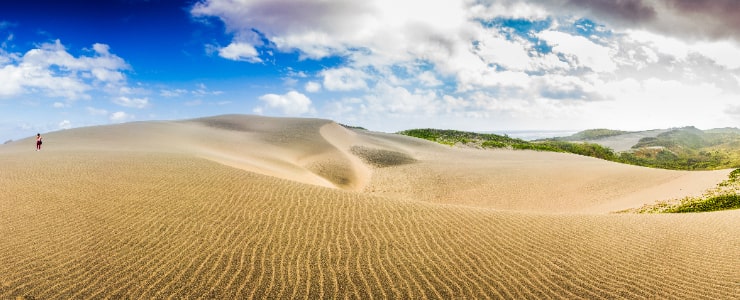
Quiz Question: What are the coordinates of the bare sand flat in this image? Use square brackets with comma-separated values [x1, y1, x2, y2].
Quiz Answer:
[1, 115, 738, 298]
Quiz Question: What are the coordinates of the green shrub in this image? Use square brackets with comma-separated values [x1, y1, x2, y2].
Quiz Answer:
[665, 194, 740, 213]
[482, 141, 506, 148]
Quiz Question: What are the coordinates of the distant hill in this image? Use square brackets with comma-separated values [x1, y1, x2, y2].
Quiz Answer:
[399, 126, 740, 170]
[551, 129, 631, 141]
[620, 126, 740, 170]
[548, 129, 670, 152]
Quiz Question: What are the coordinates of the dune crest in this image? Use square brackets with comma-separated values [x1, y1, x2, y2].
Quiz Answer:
[1, 114, 731, 213]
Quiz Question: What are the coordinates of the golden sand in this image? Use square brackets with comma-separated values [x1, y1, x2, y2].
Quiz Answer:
[1, 115, 738, 298]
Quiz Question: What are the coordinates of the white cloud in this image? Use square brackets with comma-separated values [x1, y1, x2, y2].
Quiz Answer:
[625, 30, 689, 60]
[192, 0, 740, 131]
[305, 81, 321, 93]
[0, 40, 129, 100]
[218, 42, 262, 63]
[535, 74, 604, 101]
[113, 96, 149, 109]
[160, 89, 188, 97]
[321, 67, 368, 91]
[469, 1, 550, 20]
[417, 71, 442, 87]
[325, 97, 362, 117]
[109, 111, 133, 123]
[363, 83, 441, 115]
[90, 68, 125, 82]
[193, 83, 223, 95]
[0, 65, 25, 96]
[58, 120, 72, 130]
[192, 0, 470, 65]
[86, 106, 108, 116]
[624, 30, 740, 70]
[687, 40, 740, 70]
[53, 102, 66, 108]
[589, 77, 732, 129]
[537, 30, 617, 73]
[457, 69, 531, 92]
[160, 84, 222, 98]
[474, 30, 532, 71]
[257, 91, 313, 115]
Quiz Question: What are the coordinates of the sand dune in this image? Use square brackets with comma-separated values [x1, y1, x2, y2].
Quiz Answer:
[1, 115, 737, 298]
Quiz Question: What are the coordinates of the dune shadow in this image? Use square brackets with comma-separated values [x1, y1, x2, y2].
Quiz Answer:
[350, 146, 417, 168]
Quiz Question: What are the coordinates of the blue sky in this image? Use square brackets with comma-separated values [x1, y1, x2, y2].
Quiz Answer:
[2, 0, 740, 142]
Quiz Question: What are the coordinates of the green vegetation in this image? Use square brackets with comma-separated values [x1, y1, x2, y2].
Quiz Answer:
[552, 128, 630, 141]
[340, 123, 367, 130]
[664, 194, 740, 213]
[399, 126, 740, 171]
[397, 129, 525, 147]
[397, 128, 619, 161]
[618, 126, 740, 170]
[622, 169, 740, 214]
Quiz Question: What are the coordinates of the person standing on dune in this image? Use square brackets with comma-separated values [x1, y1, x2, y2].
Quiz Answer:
[36, 133, 42, 151]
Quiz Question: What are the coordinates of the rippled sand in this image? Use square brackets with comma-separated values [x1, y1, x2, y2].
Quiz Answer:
[1, 115, 737, 298]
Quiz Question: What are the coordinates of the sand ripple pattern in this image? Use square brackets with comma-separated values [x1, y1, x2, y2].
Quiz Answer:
[1, 152, 738, 299]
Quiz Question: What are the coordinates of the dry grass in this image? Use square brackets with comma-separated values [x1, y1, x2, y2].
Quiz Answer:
[1, 115, 738, 298]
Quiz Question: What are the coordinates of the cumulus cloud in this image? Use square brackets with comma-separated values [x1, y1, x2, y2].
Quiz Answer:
[218, 42, 262, 62]
[192, 0, 471, 65]
[58, 120, 72, 130]
[113, 96, 149, 109]
[304, 81, 321, 93]
[525, 0, 740, 41]
[417, 71, 443, 87]
[473, 30, 532, 72]
[0, 40, 129, 100]
[256, 91, 313, 115]
[321, 67, 368, 91]
[537, 31, 618, 73]
[109, 111, 133, 123]
[363, 83, 441, 115]
[193, 0, 740, 130]
[551, 0, 656, 24]
[644, 0, 740, 41]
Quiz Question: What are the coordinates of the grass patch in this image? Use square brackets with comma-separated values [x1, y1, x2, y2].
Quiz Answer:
[664, 194, 740, 213]
[397, 128, 524, 147]
[621, 169, 740, 213]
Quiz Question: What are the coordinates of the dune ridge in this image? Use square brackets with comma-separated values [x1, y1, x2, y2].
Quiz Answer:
[1, 115, 737, 298]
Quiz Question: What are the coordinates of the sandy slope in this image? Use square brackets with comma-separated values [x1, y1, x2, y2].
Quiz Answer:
[1, 115, 737, 298]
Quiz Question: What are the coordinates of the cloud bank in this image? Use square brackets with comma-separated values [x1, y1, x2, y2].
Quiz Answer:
[191, 0, 740, 131]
